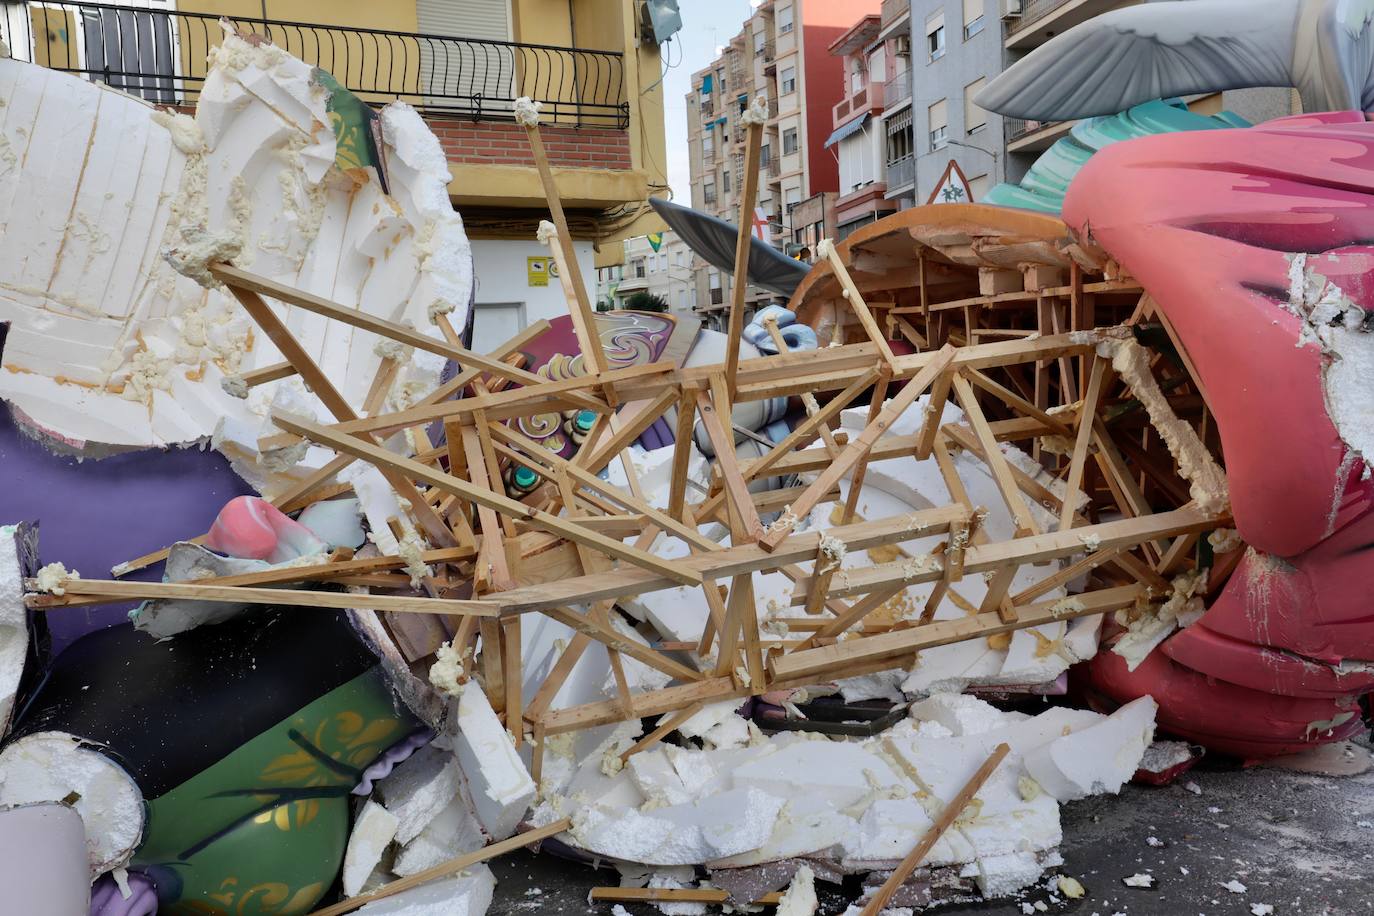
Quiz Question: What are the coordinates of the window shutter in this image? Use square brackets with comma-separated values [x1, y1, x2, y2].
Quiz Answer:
[925, 11, 945, 36]
[417, 0, 511, 41]
[963, 0, 984, 27]
[929, 99, 948, 132]
[965, 78, 987, 131]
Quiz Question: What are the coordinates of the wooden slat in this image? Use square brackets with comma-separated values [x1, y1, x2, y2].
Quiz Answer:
[28, 578, 497, 617]
[758, 346, 957, 550]
[272, 412, 703, 587]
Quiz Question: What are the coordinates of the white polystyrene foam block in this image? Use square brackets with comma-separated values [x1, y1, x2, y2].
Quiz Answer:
[342, 801, 398, 897]
[842, 797, 974, 867]
[628, 750, 694, 807]
[0, 526, 28, 734]
[377, 743, 463, 845]
[0, 731, 144, 876]
[297, 498, 366, 549]
[908, 693, 1011, 737]
[393, 791, 486, 877]
[356, 863, 495, 915]
[0, 45, 471, 468]
[570, 787, 784, 865]
[710, 794, 856, 867]
[731, 741, 909, 809]
[1024, 696, 1157, 801]
[974, 851, 1046, 898]
[449, 681, 536, 840]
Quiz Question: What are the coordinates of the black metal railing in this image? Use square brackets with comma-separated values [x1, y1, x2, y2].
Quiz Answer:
[3, 1, 629, 128]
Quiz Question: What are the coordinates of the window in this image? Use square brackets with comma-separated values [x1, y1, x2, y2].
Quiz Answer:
[781, 66, 797, 95]
[928, 99, 948, 150]
[754, 30, 766, 52]
[965, 78, 987, 133]
[723, 167, 732, 193]
[704, 181, 717, 205]
[702, 131, 714, 159]
[963, 0, 986, 39]
[783, 127, 799, 155]
[761, 143, 771, 166]
[885, 109, 914, 164]
[633, 258, 646, 279]
[784, 187, 802, 212]
[777, 5, 794, 34]
[926, 14, 946, 61]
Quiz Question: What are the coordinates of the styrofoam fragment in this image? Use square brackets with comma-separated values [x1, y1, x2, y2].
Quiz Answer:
[0, 527, 28, 734]
[448, 681, 535, 839]
[342, 801, 398, 897]
[732, 741, 909, 809]
[377, 744, 463, 845]
[393, 792, 486, 877]
[908, 693, 1010, 736]
[356, 864, 495, 914]
[976, 852, 1046, 898]
[0, 731, 144, 875]
[1024, 696, 1157, 801]
[571, 788, 784, 865]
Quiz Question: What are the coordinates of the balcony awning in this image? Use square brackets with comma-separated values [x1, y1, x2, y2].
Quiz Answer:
[701, 74, 713, 94]
[824, 113, 870, 149]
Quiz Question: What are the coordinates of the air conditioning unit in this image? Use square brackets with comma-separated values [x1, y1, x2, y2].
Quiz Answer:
[1002, 0, 1023, 18]
[893, 34, 912, 57]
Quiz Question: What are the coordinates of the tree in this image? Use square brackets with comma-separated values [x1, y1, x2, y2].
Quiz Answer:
[623, 291, 669, 313]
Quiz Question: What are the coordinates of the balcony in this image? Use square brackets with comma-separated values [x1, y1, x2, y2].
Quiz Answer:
[7, 1, 630, 127]
[833, 81, 885, 128]
[1005, 116, 1075, 152]
[884, 68, 912, 110]
[1005, 0, 1141, 50]
[885, 154, 915, 192]
[881, 0, 912, 35]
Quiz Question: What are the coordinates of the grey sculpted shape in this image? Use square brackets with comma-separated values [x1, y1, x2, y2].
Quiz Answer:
[976, 0, 1374, 120]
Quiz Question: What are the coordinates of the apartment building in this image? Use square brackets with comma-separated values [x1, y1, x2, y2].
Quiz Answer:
[684, 0, 878, 313]
[906, 0, 1005, 204]
[3, 0, 670, 350]
[826, 13, 902, 238]
[595, 233, 697, 319]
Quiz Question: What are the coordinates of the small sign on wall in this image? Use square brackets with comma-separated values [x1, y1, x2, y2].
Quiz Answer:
[527, 256, 549, 287]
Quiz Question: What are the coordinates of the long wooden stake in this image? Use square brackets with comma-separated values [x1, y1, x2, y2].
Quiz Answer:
[723, 110, 765, 395]
[308, 818, 572, 916]
[859, 743, 1010, 916]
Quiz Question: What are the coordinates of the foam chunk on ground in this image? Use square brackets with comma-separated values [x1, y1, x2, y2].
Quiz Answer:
[377, 744, 463, 845]
[732, 740, 908, 808]
[571, 787, 784, 865]
[842, 798, 974, 866]
[393, 792, 487, 877]
[448, 681, 536, 839]
[711, 795, 857, 867]
[356, 864, 495, 914]
[974, 851, 1046, 898]
[908, 693, 1010, 736]
[1023, 696, 1158, 801]
[342, 801, 398, 897]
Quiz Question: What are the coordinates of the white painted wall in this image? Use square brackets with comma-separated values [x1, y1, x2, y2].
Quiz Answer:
[468, 238, 596, 350]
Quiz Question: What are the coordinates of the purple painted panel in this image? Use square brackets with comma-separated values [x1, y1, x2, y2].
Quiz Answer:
[0, 407, 253, 651]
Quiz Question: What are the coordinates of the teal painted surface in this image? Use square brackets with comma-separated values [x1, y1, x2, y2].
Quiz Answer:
[984, 99, 1251, 215]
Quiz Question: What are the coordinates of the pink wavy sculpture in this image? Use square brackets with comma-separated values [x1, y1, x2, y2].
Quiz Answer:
[1064, 111, 1374, 758]
[205, 496, 326, 564]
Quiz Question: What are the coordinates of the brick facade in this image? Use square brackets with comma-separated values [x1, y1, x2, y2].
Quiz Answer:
[425, 118, 633, 170]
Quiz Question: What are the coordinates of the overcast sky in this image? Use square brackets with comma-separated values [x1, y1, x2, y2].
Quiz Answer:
[660, 0, 756, 202]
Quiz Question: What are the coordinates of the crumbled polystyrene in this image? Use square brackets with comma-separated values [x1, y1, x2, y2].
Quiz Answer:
[342, 801, 398, 897]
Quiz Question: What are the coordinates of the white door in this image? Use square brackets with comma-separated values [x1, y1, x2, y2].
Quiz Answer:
[470, 301, 526, 355]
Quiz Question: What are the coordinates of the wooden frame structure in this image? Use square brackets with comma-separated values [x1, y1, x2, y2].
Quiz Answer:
[22, 198, 1234, 914]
